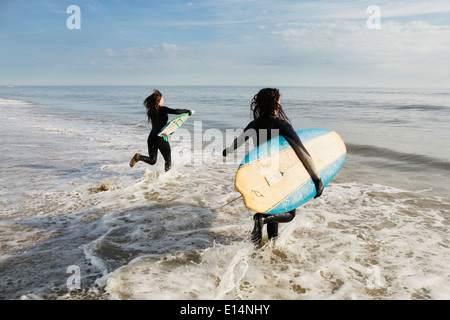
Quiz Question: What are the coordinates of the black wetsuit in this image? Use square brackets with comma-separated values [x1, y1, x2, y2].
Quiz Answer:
[243, 118, 303, 147]
[243, 118, 299, 240]
[224, 117, 322, 242]
[139, 106, 190, 171]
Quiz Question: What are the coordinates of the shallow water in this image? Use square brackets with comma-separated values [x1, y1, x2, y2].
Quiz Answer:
[0, 86, 449, 300]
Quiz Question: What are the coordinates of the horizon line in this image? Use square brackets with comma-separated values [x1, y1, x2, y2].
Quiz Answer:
[2, 84, 450, 90]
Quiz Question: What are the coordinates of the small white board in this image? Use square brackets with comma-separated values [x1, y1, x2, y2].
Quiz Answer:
[157, 111, 195, 137]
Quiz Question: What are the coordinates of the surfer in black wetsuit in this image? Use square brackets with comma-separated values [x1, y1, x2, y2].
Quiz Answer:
[130, 89, 192, 172]
[222, 88, 324, 245]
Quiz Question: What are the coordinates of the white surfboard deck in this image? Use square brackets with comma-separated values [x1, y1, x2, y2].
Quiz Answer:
[157, 110, 195, 137]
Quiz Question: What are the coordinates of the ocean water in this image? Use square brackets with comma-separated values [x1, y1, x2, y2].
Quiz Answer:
[0, 86, 449, 300]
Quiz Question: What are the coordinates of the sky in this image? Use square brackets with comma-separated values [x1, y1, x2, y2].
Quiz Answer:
[1, 0, 450, 87]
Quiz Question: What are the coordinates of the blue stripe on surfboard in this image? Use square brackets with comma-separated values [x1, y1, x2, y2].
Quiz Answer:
[266, 153, 346, 214]
[239, 128, 332, 168]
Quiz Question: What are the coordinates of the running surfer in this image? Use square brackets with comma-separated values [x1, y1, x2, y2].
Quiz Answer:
[222, 88, 324, 245]
[130, 89, 193, 172]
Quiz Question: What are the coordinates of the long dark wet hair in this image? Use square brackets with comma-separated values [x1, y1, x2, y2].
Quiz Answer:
[143, 89, 163, 124]
[251, 88, 290, 127]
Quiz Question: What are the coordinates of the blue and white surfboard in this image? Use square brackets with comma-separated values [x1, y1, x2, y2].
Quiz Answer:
[235, 128, 346, 214]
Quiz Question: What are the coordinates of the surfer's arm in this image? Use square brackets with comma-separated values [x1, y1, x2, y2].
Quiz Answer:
[284, 135, 324, 198]
[222, 122, 256, 156]
[222, 130, 247, 156]
[163, 106, 192, 115]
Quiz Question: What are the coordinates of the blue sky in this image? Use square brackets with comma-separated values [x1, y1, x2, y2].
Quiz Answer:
[1, 0, 450, 87]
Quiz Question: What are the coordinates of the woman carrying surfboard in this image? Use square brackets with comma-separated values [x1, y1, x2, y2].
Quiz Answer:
[222, 88, 324, 245]
[130, 89, 192, 172]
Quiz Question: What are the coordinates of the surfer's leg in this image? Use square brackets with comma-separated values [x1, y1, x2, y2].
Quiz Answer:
[148, 145, 158, 165]
[147, 136, 159, 165]
[157, 138, 172, 172]
[134, 144, 157, 166]
[138, 154, 156, 165]
[130, 135, 159, 167]
[129, 153, 156, 167]
[130, 146, 157, 167]
[267, 223, 279, 240]
[264, 209, 296, 224]
[133, 136, 158, 166]
[251, 213, 265, 245]
[264, 209, 296, 241]
[252, 210, 296, 245]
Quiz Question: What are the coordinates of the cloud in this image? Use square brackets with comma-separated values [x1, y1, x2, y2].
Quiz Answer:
[264, 16, 450, 86]
[89, 43, 190, 69]
[162, 43, 182, 52]
[259, 0, 450, 21]
[272, 20, 450, 66]
[380, 0, 450, 17]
